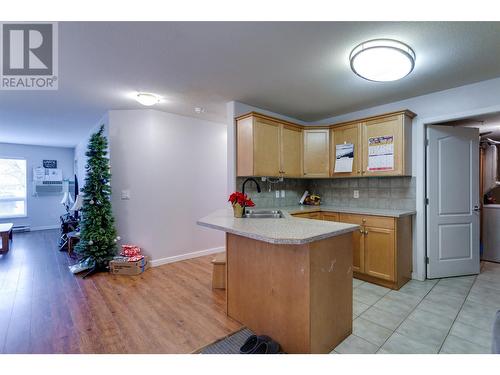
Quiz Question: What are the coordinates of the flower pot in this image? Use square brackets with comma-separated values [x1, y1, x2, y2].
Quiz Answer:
[233, 203, 244, 218]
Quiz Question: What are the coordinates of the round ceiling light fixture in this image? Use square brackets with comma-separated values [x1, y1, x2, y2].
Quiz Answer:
[135, 92, 161, 106]
[349, 39, 416, 82]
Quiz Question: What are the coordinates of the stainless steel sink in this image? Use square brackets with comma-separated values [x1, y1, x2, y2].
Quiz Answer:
[243, 209, 284, 218]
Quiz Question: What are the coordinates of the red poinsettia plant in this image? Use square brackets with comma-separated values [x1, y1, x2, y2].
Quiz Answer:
[228, 191, 255, 207]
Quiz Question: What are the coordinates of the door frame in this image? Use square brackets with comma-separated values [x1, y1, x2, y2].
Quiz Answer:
[420, 104, 500, 280]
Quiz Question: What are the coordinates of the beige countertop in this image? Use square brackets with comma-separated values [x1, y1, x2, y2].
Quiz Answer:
[197, 205, 415, 245]
[197, 208, 359, 245]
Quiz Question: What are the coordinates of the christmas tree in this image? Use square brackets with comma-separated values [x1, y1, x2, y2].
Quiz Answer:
[75, 125, 118, 274]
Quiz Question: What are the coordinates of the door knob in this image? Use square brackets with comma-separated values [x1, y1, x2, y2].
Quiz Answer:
[473, 205, 481, 212]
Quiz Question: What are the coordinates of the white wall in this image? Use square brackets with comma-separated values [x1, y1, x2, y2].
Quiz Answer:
[108, 109, 227, 265]
[0, 142, 75, 230]
[227, 76, 500, 281]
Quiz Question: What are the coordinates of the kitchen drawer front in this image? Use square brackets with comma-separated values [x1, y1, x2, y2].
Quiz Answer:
[292, 212, 321, 219]
[321, 212, 339, 222]
[308, 212, 322, 220]
[292, 213, 311, 218]
[338, 213, 363, 225]
[338, 213, 395, 229]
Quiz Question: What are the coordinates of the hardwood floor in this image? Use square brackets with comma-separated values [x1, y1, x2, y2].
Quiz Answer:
[0, 230, 242, 353]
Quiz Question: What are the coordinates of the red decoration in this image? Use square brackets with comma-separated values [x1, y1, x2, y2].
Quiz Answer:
[228, 192, 255, 207]
[121, 244, 144, 262]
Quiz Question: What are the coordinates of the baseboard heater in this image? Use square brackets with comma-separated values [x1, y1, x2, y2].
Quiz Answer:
[13, 225, 31, 233]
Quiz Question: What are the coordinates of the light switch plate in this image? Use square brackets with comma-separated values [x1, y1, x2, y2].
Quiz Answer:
[353, 190, 359, 199]
[275, 190, 280, 198]
[281, 190, 285, 198]
[121, 190, 131, 200]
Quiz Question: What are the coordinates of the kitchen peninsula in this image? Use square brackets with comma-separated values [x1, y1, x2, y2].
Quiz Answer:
[197, 208, 359, 353]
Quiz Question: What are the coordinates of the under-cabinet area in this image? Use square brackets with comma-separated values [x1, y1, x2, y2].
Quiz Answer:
[291, 210, 412, 290]
[236, 110, 415, 179]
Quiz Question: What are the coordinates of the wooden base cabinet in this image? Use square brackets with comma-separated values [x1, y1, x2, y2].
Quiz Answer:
[292, 211, 413, 290]
[338, 213, 412, 290]
[226, 233, 353, 353]
[363, 226, 395, 282]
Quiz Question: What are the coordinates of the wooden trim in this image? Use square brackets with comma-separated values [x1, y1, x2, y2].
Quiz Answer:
[235, 109, 416, 131]
[328, 110, 417, 128]
[235, 111, 302, 130]
[353, 272, 398, 290]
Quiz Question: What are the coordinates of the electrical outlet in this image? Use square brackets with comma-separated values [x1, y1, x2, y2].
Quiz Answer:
[353, 190, 359, 199]
[275, 190, 280, 198]
[281, 190, 285, 198]
[121, 190, 131, 200]
[261, 177, 267, 182]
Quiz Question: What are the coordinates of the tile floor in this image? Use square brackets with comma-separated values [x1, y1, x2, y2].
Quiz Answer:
[332, 262, 500, 354]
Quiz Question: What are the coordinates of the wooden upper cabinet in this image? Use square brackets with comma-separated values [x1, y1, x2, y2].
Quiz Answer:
[236, 110, 414, 178]
[303, 129, 330, 177]
[236, 114, 302, 177]
[361, 113, 413, 177]
[281, 125, 303, 177]
[331, 123, 362, 178]
[253, 118, 281, 176]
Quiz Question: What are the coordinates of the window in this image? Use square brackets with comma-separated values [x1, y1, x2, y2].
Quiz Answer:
[0, 158, 27, 218]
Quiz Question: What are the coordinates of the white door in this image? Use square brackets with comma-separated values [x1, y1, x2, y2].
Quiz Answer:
[426, 125, 480, 278]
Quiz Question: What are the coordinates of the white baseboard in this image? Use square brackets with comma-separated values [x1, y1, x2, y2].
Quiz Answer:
[150, 246, 225, 267]
[31, 225, 60, 231]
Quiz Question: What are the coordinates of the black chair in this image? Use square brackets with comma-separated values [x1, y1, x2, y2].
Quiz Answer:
[59, 213, 79, 251]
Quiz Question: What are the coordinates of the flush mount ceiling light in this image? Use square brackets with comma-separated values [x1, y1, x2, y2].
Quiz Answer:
[349, 39, 416, 82]
[135, 92, 161, 106]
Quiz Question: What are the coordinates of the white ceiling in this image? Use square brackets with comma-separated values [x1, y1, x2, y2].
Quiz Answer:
[441, 112, 500, 141]
[2, 21, 500, 147]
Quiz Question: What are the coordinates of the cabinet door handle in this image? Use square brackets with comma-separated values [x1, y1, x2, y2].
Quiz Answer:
[364, 230, 368, 235]
[359, 229, 364, 234]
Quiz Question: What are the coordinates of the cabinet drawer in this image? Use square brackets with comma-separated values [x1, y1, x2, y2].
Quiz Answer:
[292, 213, 310, 218]
[338, 213, 364, 225]
[338, 213, 395, 229]
[308, 212, 322, 220]
[321, 212, 339, 222]
[292, 212, 321, 219]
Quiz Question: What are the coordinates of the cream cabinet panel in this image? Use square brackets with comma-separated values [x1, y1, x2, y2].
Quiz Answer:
[303, 129, 329, 177]
[363, 226, 396, 282]
[361, 114, 412, 177]
[253, 118, 281, 176]
[331, 123, 362, 178]
[281, 125, 303, 177]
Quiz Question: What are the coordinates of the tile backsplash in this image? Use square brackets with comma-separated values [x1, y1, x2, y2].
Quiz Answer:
[236, 176, 416, 211]
[308, 177, 416, 210]
[235, 177, 308, 208]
